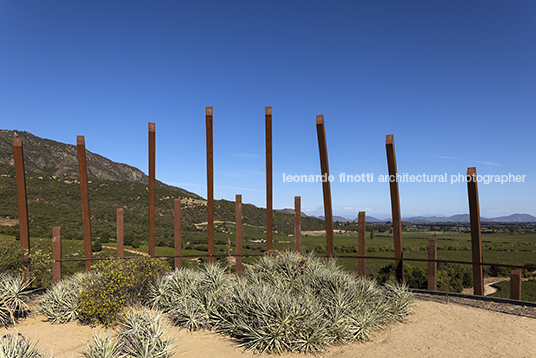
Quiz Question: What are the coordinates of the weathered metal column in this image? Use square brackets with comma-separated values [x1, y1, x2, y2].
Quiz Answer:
[428, 236, 437, 291]
[510, 270, 522, 300]
[467, 167, 484, 295]
[174, 198, 182, 270]
[77, 136, 92, 271]
[117, 208, 124, 258]
[52, 226, 61, 284]
[265, 107, 273, 251]
[148, 123, 156, 257]
[12, 137, 30, 252]
[206, 107, 215, 264]
[294, 196, 301, 253]
[235, 194, 243, 277]
[316, 115, 334, 259]
[385, 134, 403, 282]
[358, 211, 366, 278]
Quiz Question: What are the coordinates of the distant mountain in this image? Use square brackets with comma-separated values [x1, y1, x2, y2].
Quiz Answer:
[353, 216, 384, 223]
[402, 213, 536, 223]
[275, 208, 308, 217]
[316, 215, 353, 223]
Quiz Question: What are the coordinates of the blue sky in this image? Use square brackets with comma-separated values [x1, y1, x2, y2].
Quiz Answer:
[1, 1, 535, 219]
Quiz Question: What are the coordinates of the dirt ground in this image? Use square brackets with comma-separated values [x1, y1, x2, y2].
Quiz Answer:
[4, 298, 536, 358]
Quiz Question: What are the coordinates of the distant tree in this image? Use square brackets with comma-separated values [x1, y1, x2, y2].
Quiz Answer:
[370, 228, 375, 240]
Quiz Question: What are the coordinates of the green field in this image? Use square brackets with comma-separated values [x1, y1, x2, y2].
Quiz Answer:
[489, 279, 536, 302]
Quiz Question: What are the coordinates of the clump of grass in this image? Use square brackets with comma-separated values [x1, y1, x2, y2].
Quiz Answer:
[0, 334, 49, 358]
[83, 307, 175, 358]
[0, 273, 31, 327]
[78, 257, 169, 327]
[150, 251, 414, 354]
[39, 272, 86, 324]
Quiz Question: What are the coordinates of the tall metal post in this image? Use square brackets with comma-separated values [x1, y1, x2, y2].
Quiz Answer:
[385, 134, 404, 282]
[316, 115, 334, 259]
[77, 136, 92, 271]
[174, 198, 182, 270]
[265, 107, 273, 251]
[467, 167, 484, 295]
[148, 123, 156, 257]
[235, 194, 243, 277]
[117, 208, 124, 258]
[294, 196, 301, 253]
[12, 137, 30, 252]
[510, 270, 522, 300]
[428, 236, 437, 290]
[358, 211, 366, 278]
[206, 107, 215, 264]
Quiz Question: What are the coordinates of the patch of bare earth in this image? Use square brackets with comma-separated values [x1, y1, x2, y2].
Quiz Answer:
[5, 298, 536, 358]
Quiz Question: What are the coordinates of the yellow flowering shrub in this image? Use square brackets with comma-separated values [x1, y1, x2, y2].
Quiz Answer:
[78, 257, 169, 327]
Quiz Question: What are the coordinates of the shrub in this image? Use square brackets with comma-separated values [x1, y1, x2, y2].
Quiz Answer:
[0, 239, 26, 275]
[0, 334, 47, 358]
[83, 307, 175, 358]
[91, 240, 102, 252]
[0, 273, 31, 327]
[78, 257, 169, 327]
[40, 272, 86, 324]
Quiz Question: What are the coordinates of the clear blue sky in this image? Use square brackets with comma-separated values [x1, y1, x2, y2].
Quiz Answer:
[1, 1, 535, 219]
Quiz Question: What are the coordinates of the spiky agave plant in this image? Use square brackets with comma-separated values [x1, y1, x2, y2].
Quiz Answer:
[0, 334, 48, 358]
[39, 272, 87, 324]
[81, 334, 122, 358]
[0, 273, 31, 326]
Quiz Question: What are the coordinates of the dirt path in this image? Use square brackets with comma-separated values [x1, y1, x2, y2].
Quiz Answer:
[101, 245, 149, 257]
[6, 299, 536, 358]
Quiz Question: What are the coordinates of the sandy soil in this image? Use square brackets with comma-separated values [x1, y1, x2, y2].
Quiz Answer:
[4, 299, 536, 358]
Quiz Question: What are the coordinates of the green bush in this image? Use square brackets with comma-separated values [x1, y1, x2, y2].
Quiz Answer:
[91, 240, 102, 252]
[0, 239, 25, 275]
[78, 257, 170, 327]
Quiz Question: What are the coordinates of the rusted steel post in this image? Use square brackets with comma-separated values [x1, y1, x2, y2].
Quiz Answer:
[467, 167, 484, 296]
[294, 196, 301, 253]
[52, 226, 62, 284]
[316, 115, 334, 259]
[174, 198, 182, 270]
[235, 194, 243, 277]
[510, 270, 522, 300]
[428, 236, 437, 291]
[206, 107, 215, 264]
[77, 136, 92, 271]
[117, 208, 124, 258]
[358, 211, 366, 278]
[12, 137, 30, 252]
[385, 134, 404, 282]
[148, 123, 156, 257]
[265, 107, 273, 251]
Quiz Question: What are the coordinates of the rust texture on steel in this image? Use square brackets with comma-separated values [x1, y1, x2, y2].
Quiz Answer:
[206, 107, 214, 264]
[52, 226, 62, 284]
[148, 123, 156, 257]
[13, 137, 30, 251]
[235, 194, 243, 277]
[174, 198, 182, 270]
[467, 167, 484, 296]
[294, 196, 301, 253]
[77, 136, 92, 271]
[316, 115, 334, 259]
[117, 208, 124, 258]
[428, 236, 437, 291]
[510, 270, 522, 300]
[357, 211, 366, 278]
[265, 107, 273, 251]
[385, 134, 404, 282]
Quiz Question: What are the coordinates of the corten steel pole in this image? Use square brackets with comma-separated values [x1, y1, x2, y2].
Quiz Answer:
[385, 134, 404, 282]
[148, 123, 156, 257]
[265, 107, 273, 251]
[316, 115, 334, 259]
[294, 196, 301, 253]
[206, 107, 215, 264]
[52, 226, 62, 284]
[358, 211, 366, 278]
[428, 236, 437, 291]
[510, 270, 522, 300]
[77, 136, 92, 271]
[235, 194, 243, 277]
[12, 137, 30, 252]
[117, 208, 124, 258]
[467, 167, 484, 295]
[174, 198, 182, 270]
